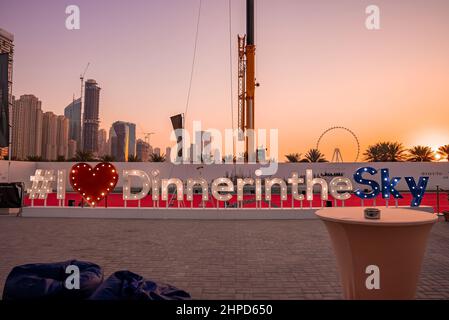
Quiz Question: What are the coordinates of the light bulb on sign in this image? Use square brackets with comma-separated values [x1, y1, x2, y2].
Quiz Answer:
[69, 162, 118, 207]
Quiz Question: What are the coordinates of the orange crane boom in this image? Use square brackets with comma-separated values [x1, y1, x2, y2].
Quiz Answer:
[237, 0, 256, 159]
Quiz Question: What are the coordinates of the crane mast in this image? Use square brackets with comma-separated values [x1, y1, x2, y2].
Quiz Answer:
[237, 35, 246, 140]
[237, 0, 256, 159]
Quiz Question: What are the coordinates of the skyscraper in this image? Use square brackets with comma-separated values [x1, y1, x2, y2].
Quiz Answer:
[68, 139, 77, 159]
[0, 28, 14, 152]
[257, 146, 266, 162]
[64, 97, 81, 150]
[128, 123, 136, 157]
[97, 128, 108, 157]
[165, 147, 171, 162]
[56, 115, 69, 159]
[190, 131, 211, 163]
[82, 79, 100, 154]
[41, 111, 58, 161]
[108, 126, 116, 159]
[11, 95, 43, 160]
[110, 121, 136, 162]
[136, 139, 150, 162]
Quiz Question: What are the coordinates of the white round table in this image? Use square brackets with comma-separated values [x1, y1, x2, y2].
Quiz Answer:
[316, 207, 437, 300]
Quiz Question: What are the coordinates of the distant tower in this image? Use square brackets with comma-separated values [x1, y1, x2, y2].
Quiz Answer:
[110, 121, 136, 162]
[257, 146, 266, 162]
[82, 79, 100, 154]
[97, 128, 108, 157]
[64, 98, 81, 150]
[127, 122, 136, 157]
[68, 139, 77, 159]
[165, 147, 171, 162]
[11, 95, 43, 159]
[41, 111, 58, 161]
[56, 115, 69, 159]
[0, 28, 14, 156]
[136, 139, 151, 162]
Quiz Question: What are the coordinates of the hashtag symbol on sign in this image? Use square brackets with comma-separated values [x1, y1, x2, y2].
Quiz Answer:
[28, 170, 56, 199]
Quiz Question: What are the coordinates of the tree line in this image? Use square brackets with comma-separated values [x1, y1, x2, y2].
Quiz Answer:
[22, 151, 166, 162]
[285, 143, 449, 163]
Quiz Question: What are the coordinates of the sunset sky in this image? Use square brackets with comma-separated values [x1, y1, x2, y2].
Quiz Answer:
[1, 0, 448, 161]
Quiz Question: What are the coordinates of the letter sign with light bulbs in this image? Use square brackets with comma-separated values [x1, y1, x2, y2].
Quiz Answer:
[29, 164, 429, 208]
[69, 162, 119, 207]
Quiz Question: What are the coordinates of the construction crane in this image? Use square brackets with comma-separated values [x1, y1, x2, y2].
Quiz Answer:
[80, 63, 90, 94]
[143, 132, 155, 145]
[137, 123, 155, 146]
[238, 0, 257, 159]
[79, 62, 90, 149]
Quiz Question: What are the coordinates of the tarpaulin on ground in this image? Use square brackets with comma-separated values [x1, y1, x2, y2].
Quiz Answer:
[89, 270, 191, 300]
[2, 260, 103, 300]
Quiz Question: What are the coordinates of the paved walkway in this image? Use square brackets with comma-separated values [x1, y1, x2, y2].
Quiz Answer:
[1, 216, 449, 299]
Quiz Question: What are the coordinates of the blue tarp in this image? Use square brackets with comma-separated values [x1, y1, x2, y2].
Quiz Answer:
[2, 260, 103, 300]
[89, 270, 191, 300]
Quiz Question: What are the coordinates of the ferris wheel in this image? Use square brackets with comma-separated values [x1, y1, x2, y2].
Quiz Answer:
[316, 126, 360, 162]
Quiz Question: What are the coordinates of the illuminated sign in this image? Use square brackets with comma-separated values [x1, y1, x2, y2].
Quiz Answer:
[27, 163, 430, 208]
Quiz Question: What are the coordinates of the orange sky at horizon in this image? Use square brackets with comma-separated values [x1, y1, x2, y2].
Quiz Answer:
[1, 0, 448, 161]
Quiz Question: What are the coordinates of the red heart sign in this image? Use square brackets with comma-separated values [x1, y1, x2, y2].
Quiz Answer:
[69, 162, 119, 207]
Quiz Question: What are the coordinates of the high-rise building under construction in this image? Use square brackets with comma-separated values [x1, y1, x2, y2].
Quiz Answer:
[82, 79, 101, 154]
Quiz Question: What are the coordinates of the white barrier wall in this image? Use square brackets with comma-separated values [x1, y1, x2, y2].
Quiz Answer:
[0, 161, 37, 185]
[1, 160, 448, 191]
[21, 206, 435, 220]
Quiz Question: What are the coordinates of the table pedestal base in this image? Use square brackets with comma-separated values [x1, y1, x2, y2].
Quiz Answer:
[323, 221, 433, 300]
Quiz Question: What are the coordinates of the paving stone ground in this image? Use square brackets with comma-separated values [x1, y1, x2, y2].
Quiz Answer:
[1, 216, 449, 299]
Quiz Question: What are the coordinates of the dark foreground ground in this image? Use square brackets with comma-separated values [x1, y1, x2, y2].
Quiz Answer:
[1, 216, 449, 299]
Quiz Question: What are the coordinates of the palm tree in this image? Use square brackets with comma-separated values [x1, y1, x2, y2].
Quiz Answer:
[386, 142, 406, 162]
[438, 145, 449, 161]
[302, 149, 327, 162]
[99, 155, 115, 162]
[149, 153, 165, 162]
[73, 151, 95, 162]
[364, 143, 384, 162]
[285, 153, 301, 163]
[364, 142, 406, 162]
[407, 146, 435, 162]
[128, 154, 140, 162]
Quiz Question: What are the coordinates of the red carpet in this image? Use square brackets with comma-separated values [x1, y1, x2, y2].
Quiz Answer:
[24, 192, 449, 212]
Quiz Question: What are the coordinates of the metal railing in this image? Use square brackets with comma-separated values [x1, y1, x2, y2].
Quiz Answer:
[436, 185, 448, 215]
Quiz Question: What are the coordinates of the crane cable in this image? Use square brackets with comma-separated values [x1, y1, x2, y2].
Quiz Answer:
[255, 0, 259, 80]
[167, 0, 202, 184]
[228, 0, 235, 158]
[184, 0, 202, 123]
